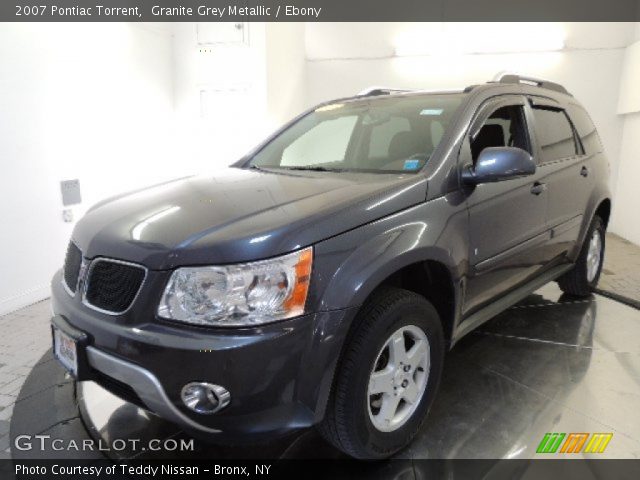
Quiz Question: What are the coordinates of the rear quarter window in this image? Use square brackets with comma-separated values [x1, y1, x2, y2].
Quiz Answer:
[567, 104, 603, 155]
[532, 107, 578, 162]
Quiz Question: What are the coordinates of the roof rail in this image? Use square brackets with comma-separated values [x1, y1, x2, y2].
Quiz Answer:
[358, 86, 413, 97]
[491, 72, 571, 96]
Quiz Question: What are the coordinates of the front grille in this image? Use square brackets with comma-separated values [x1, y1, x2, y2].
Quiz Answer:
[84, 259, 146, 314]
[63, 242, 82, 294]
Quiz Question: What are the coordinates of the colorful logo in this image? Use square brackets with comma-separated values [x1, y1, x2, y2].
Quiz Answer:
[536, 432, 613, 454]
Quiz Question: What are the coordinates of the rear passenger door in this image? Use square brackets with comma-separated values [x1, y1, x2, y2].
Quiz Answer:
[529, 98, 595, 261]
[462, 96, 549, 315]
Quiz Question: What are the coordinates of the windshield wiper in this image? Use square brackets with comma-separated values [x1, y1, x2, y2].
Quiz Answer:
[248, 164, 344, 172]
[284, 166, 343, 172]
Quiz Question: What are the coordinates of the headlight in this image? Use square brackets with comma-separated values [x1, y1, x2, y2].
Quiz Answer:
[157, 247, 313, 327]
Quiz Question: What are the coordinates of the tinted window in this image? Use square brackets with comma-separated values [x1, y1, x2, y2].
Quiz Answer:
[250, 94, 464, 173]
[471, 105, 530, 162]
[567, 104, 602, 155]
[532, 108, 578, 162]
[368, 116, 411, 158]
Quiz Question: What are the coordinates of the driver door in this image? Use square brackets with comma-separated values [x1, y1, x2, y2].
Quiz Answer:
[462, 96, 549, 315]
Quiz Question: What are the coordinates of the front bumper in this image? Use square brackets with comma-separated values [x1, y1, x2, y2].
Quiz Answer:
[50, 270, 355, 439]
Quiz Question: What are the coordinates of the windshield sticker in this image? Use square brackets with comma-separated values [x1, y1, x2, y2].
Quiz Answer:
[420, 108, 443, 116]
[403, 159, 421, 170]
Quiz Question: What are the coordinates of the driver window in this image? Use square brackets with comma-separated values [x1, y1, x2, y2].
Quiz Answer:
[471, 105, 530, 163]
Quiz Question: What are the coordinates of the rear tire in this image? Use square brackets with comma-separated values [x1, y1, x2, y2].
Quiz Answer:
[557, 215, 605, 297]
[318, 287, 444, 459]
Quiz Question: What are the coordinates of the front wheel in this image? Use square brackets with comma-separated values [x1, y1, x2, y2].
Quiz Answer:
[318, 287, 444, 459]
[558, 215, 605, 297]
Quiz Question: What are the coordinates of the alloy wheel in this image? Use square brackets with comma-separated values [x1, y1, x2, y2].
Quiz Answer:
[367, 325, 430, 432]
[586, 229, 602, 283]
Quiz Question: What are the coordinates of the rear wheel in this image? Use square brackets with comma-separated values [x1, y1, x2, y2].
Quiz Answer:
[318, 287, 444, 459]
[558, 215, 605, 297]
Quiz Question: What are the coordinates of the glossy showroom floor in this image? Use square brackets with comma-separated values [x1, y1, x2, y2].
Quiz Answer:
[10, 282, 638, 462]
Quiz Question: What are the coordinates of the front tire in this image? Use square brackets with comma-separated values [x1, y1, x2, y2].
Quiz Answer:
[558, 215, 605, 297]
[318, 287, 444, 459]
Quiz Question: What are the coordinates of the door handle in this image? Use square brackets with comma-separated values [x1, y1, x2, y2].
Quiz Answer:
[530, 182, 547, 195]
[580, 166, 589, 177]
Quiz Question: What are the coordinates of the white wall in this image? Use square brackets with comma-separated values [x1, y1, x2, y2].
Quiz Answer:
[0, 23, 174, 315]
[171, 23, 307, 171]
[305, 22, 636, 60]
[617, 41, 640, 114]
[265, 23, 307, 128]
[172, 22, 271, 170]
[611, 27, 640, 244]
[614, 113, 640, 244]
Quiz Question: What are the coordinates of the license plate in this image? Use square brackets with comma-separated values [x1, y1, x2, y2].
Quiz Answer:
[53, 328, 78, 376]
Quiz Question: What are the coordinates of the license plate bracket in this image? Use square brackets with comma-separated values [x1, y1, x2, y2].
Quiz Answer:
[53, 328, 78, 376]
[51, 315, 92, 381]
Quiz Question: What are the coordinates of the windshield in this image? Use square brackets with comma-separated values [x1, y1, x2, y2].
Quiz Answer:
[249, 94, 465, 173]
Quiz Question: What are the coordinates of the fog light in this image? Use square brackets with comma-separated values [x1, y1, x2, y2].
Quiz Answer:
[180, 382, 230, 414]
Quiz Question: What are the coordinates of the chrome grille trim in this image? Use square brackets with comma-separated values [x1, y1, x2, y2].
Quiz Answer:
[81, 258, 148, 316]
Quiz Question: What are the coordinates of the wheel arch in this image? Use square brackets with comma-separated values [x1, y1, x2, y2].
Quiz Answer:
[367, 260, 458, 347]
[313, 212, 465, 348]
[595, 198, 611, 228]
[318, 245, 461, 350]
[571, 194, 612, 262]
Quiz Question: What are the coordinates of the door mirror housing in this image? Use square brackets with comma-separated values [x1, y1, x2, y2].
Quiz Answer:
[462, 147, 535, 185]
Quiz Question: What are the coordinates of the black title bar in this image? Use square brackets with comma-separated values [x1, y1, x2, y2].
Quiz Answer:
[2, 0, 640, 22]
[4, 459, 640, 480]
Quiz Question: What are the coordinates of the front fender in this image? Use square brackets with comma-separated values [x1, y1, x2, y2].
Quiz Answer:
[309, 194, 468, 313]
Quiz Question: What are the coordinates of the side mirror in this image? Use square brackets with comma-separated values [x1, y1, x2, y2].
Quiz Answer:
[462, 147, 535, 185]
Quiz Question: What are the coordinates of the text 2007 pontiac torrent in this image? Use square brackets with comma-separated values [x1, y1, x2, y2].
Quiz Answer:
[51, 74, 611, 458]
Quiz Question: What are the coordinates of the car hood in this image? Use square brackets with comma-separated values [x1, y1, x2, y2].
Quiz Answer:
[73, 167, 427, 269]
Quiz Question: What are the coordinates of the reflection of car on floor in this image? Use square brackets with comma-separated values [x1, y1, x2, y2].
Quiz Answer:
[50, 73, 611, 458]
[417, 293, 597, 461]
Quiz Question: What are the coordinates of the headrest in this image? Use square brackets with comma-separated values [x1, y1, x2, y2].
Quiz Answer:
[388, 131, 425, 160]
[472, 124, 505, 159]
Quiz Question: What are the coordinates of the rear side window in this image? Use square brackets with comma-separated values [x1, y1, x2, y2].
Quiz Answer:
[567, 104, 603, 155]
[532, 107, 578, 162]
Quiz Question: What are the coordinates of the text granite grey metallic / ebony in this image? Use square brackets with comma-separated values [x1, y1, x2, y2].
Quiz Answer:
[51, 73, 612, 459]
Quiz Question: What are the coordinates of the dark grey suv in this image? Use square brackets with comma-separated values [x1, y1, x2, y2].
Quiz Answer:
[50, 74, 611, 458]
